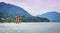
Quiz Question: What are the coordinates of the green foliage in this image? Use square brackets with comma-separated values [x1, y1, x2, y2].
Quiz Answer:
[0, 18, 5, 23]
[0, 17, 14, 23]
[0, 16, 50, 23]
[4, 17, 14, 22]
[21, 16, 50, 22]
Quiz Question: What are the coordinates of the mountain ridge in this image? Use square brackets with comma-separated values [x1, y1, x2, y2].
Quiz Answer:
[38, 11, 60, 22]
[0, 2, 50, 22]
[0, 2, 31, 18]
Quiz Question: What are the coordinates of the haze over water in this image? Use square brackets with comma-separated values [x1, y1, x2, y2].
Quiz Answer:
[0, 22, 60, 33]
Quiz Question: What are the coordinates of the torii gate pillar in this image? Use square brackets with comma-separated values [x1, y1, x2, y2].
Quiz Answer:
[14, 16, 21, 24]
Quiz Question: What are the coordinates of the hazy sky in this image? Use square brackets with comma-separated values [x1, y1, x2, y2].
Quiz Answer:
[0, 0, 60, 16]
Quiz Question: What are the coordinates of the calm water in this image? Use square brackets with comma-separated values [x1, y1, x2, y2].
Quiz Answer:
[0, 22, 60, 33]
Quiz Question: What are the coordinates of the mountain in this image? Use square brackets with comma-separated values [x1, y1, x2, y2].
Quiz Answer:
[0, 2, 50, 22]
[0, 2, 31, 18]
[21, 16, 50, 22]
[38, 11, 60, 22]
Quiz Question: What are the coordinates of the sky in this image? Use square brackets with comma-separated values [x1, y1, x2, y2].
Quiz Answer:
[0, 0, 60, 16]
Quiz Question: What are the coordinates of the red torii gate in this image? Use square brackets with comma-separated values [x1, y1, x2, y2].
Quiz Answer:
[14, 16, 21, 24]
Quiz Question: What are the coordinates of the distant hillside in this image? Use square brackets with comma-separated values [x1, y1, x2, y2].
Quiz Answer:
[0, 2, 50, 22]
[0, 2, 31, 18]
[38, 11, 60, 22]
[21, 16, 50, 22]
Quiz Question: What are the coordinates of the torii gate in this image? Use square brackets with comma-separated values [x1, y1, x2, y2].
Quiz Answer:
[14, 16, 21, 24]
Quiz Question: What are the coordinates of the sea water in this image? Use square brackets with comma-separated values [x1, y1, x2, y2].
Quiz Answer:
[0, 22, 60, 33]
